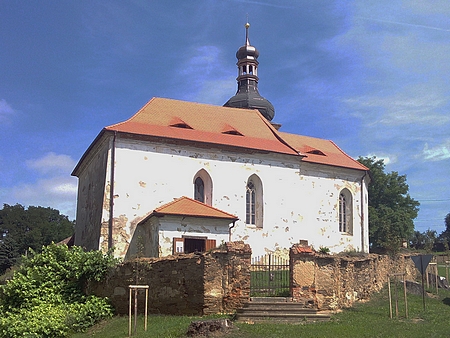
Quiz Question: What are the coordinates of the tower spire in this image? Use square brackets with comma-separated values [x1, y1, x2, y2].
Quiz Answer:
[245, 21, 250, 46]
[223, 22, 275, 121]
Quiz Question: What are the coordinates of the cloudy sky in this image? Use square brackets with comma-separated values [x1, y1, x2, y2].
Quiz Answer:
[1, 1, 449, 233]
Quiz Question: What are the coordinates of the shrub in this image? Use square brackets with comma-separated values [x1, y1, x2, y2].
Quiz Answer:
[0, 244, 117, 337]
[318, 246, 330, 254]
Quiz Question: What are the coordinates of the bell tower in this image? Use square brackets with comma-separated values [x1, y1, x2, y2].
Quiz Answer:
[224, 22, 275, 121]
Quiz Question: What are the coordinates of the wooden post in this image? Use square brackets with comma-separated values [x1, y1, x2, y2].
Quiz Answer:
[429, 263, 438, 294]
[389, 273, 407, 319]
[128, 285, 150, 337]
[446, 260, 449, 283]
[145, 288, 148, 331]
[388, 276, 392, 319]
[403, 277, 408, 319]
[435, 263, 439, 295]
[128, 287, 132, 337]
[394, 276, 399, 318]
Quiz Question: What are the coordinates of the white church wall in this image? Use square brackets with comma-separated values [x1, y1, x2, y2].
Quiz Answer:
[107, 135, 368, 258]
[157, 216, 230, 257]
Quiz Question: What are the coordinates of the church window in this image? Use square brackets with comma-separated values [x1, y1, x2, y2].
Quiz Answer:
[246, 181, 256, 224]
[194, 177, 205, 203]
[246, 175, 263, 228]
[339, 189, 353, 234]
[193, 169, 213, 205]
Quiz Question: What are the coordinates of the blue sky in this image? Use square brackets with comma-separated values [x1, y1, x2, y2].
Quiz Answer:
[1, 1, 449, 233]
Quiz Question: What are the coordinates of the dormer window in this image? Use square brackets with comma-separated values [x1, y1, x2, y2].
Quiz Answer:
[170, 122, 192, 129]
[221, 124, 243, 136]
[307, 149, 326, 156]
[169, 117, 192, 129]
[222, 130, 243, 136]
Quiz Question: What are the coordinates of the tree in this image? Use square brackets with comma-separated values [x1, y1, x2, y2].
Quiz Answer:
[437, 212, 450, 250]
[357, 157, 420, 253]
[0, 204, 74, 274]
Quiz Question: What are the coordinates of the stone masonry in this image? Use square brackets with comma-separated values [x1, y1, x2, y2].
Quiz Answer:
[89, 241, 422, 315]
[88, 241, 251, 315]
[290, 243, 419, 310]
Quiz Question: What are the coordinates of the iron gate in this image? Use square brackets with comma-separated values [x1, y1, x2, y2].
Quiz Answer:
[250, 253, 290, 297]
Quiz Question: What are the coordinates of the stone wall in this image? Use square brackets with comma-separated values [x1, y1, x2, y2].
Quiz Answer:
[290, 244, 419, 310]
[88, 241, 251, 315]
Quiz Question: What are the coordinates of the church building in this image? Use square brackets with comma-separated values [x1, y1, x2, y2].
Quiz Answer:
[72, 24, 370, 259]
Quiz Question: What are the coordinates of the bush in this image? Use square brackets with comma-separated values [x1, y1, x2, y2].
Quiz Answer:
[318, 246, 330, 254]
[0, 244, 118, 337]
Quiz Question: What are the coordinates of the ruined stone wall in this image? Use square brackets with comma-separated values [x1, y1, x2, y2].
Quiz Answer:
[88, 241, 251, 316]
[290, 245, 419, 310]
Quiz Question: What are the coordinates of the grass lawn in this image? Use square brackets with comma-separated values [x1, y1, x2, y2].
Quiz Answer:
[72, 287, 450, 338]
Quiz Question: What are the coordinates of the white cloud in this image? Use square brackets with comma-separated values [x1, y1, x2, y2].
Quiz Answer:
[1, 153, 78, 219]
[421, 140, 450, 161]
[0, 99, 15, 122]
[178, 45, 235, 105]
[407, 1, 450, 15]
[365, 153, 398, 166]
[26, 152, 76, 175]
[344, 86, 450, 127]
[11, 176, 78, 219]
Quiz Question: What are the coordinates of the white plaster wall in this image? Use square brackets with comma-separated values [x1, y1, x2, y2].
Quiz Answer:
[157, 216, 230, 257]
[110, 136, 369, 257]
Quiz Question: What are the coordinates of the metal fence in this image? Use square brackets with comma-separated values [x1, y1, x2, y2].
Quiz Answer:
[250, 253, 290, 297]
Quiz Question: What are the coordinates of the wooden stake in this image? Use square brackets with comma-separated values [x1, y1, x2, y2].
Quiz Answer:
[388, 276, 392, 319]
[128, 285, 150, 336]
[403, 277, 408, 319]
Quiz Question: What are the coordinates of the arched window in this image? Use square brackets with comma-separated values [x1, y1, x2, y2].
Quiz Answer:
[194, 177, 204, 203]
[193, 169, 213, 205]
[246, 181, 256, 224]
[246, 175, 263, 228]
[339, 188, 353, 234]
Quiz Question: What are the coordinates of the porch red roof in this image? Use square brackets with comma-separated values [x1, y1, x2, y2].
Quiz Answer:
[149, 196, 239, 221]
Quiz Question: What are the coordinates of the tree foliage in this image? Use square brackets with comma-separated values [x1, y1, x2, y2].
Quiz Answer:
[0, 204, 74, 274]
[357, 157, 420, 253]
[0, 244, 117, 337]
[439, 213, 450, 243]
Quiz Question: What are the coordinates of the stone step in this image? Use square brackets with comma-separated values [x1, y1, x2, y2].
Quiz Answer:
[237, 312, 331, 323]
[236, 298, 330, 323]
[249, 297, 294, 303]
[240, 303, 317, 312]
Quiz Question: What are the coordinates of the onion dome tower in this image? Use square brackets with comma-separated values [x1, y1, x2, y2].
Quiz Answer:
[224, 22, 275, 121]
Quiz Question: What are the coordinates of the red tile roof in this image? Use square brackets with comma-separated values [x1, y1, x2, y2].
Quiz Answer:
[80, 97, 367, 173]
[105, 97, 299, 156]
[291, 243, 315, 255]
[277, 132, 368, 171]
[148, 196, 239, 220]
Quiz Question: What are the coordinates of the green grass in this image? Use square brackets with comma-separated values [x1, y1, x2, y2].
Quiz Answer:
[72, 287, 450, 338]
[250, 270, 290, 297]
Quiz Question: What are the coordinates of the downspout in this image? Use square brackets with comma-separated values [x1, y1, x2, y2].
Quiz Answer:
[108, 131, 117, 250]
[360, 171, 368, 253]
[229, 221, 236, 242]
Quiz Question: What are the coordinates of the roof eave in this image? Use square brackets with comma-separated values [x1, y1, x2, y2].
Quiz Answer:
[71, 128, 112, 177]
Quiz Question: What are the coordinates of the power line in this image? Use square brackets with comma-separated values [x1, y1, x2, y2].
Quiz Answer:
[418, 198, 450, 202]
